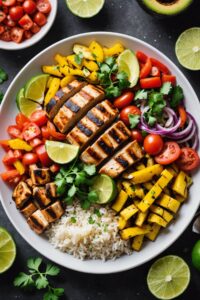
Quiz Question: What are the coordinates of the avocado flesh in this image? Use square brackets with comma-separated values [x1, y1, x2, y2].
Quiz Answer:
[140, 0, 193, 16]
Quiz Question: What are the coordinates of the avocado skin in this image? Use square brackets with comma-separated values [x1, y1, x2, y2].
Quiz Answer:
[136, 0, 194, 18]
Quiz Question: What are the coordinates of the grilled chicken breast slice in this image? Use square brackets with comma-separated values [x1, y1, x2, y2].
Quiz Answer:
[27, 210, 49, 234]
[53, 84, 105, 133]
[66, 100, 119, 150]
[99, 140, 144, 178]
[46, 182, 58, 198]
[20, 202, 37, 219]
[12, 181, 32, 209]
[29, 164, 51, 185]
[46, 80, 87, 119]
[33, 187, 52, 208]
[42, 201, 64, 223]
[80, 120, 131, 166]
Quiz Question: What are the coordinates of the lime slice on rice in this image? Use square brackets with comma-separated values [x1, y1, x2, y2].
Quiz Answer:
[0, 227, 16, 274]
[66, 0, 105, 18]
[147, 255, 190, 300]
[175, 27, 200, 70]
[91, 174, 117, 204]
[24, 74, 49, 103]
[16, 88, 41, 117]
[45, 140, 79, 164]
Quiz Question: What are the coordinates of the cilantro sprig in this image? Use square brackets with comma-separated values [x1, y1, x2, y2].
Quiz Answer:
[0, 67, 8, 84]
[0, 91, 3, 103]
[74, 52, 84, 65]
[13, 258, 64, 300]
[55, 161, 98, 209]
[97, 57, 130, 98]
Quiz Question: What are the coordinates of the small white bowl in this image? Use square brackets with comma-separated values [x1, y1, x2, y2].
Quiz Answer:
[0, 0, 57, 50]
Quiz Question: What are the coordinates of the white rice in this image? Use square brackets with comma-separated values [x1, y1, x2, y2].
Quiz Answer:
[46, 202, 132, 261]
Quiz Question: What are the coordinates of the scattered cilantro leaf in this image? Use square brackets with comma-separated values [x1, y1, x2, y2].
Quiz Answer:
[170, 85, 184, 108]
[45, 264, 60, 277]
[160, 82, 172, 95]
[0, 67, 8, 84]
[74, 52, 83, 65]
[68, 185, 77, 197]
[135, 89, 148, 100]
[27, 257, 42, 272]
[94, 209, 102, 217]
[83, 164, 96, 176]
[70, 217, 76, 223]
[0, 91, 3, 103]
[128, 114, 140, 129]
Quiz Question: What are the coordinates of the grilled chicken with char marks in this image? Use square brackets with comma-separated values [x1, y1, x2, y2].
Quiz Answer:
[27, 210, 49, 234]
[33, 187, 52, 208]
[46, 182, 58, 199]
[26, 178, 34, 189]
[20, 202, 37, 219]
[53, 84, 105, 133]
[30, 164, 51, 185]
[42, 201, 64, 223]
[99, 140, 144, 178]
[80, 120, 131, 166]
[12, 181, 32, 209]
[46, 80, 87, 119]
[66, 100, 118, 151]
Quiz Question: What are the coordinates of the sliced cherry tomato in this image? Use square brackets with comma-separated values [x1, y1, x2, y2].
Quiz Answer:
[150, 66, 160, 77]
[15, 113, 30, 130]
[150, 58, 170, 74]
[23, 0, 36, 14]
[31, 21, 40, 33]
[50, 163, 60, 174]
[136, 51, 147, 63]
[36, 0, 51, 14]
[41, 126, 51, 139]
[18, 14, 33, 30]
[113, 91, 134, 109]
[22, 152, 38, 165]
[1, 169, 20, 182]
[120, 106, 141, 126]
[143, 134, 164, 156]
[3, 149, 22, 165]
[140, 77, 162, 89]
[11, 26, 24, 43]
[24, 29, 32, 39]
[1, 0, 16, 6]
[22, 122, 41, 141]
[178, 105, 187, 128]
[155, 141, 181, 165]
[131, 130, 143, 143]
[30, 110, 48, 127]
[47, 121, 66, 141]
[35, 144, 52, 167]
[162, 74, 176, 85]
[140, 57, 152, 79]
[0, 25, 5, 34]
[4, 15, 16, 27]
[33, 11, 46, 26]
[29, 137, 43, 148]
[9, 6, 24, 21]
[7, 125, 22, 138]
[176, 147, 200, 172]
[0, 26, 11, 41]
[0, 11, 6, 22]
[0, 140, 9, 151]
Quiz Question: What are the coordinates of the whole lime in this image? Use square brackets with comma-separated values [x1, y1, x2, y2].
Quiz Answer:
[191, 240, 200, 271]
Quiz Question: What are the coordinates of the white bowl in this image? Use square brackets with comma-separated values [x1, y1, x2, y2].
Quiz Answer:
[0, 32, 200, 274]
[0, 0, 57, 50]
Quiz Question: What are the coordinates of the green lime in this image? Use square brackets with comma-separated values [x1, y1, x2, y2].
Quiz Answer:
[66, 0, 105, 18]
[0, 227, 16, 274]
[16, 88, 41, 117]
[117, 49, 140, 87]
[91, 174, 117, 204]
[192, 240, 200, 271]
[45, 140, 79, 164]
[175, 27, 200, 71]
[147, 255, 190, 300]
[24, 74, 49, 103]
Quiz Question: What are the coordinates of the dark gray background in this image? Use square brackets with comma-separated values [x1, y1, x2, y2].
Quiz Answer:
[0, 0, 200, 299]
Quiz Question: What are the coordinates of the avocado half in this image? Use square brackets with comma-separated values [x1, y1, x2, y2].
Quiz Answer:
[137, 0, 193, 17]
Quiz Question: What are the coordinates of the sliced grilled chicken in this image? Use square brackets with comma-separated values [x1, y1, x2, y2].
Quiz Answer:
[66, 100, 119, 150]
[46, 182, 58, 198]
[29, 164, 51, 185]
[80, 120, 131, 166]
[27, 210, 49, 234]
[12, 181, 32, 209]
[33, 187, 52, 208]
[26, 178, 34, 189]
[53, 84, 105, 133]
[46, 80, 87, 119]
[99, 140, 144, 178]
[42, 201, 64, 223]
[21, 202, 37, 219]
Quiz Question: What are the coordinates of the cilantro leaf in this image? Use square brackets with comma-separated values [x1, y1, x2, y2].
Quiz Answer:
[88, 216, 95, 224]
[148, 92, 166, 117]
[105, 85, 120, 98]
[83, 164, 96, 176]
[88, 190, 99, 203]
[0, 67, 8, 83]
[105, 57, 115, 67]
[74, 52, 83, 65]
[43, 291, 58, 300]
[45, 264, 60, 276]
[170, 85, 184, 108]
[27, 257, 42, 272]
[147, 114, 157, 126]
[35, 276, 49, 290]
[55, 179, 66, 195]
[67, 185, 77, 197]
[135, 89, 148, 100]
[160, 82, 172, 95]
[128, 114, 140, 129]
[13, 272, 34, 288]
[0, 91, 3, 103]
[52, 288, 65, 297]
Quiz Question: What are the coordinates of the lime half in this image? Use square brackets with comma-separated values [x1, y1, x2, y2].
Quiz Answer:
[147, 255, 190, 300]
[16, 88, 41, 117]
[0, 227, 16, 274]
[66, 0, 105, 18]
[45, 140, 79, 164]
[117, 49, 140, 87]
[175, 27, 200, 71]
[91, 174, 117, 204]
[24, 74, 49, 103]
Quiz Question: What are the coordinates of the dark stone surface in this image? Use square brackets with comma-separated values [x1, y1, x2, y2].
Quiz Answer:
[0, 1, 200, 299]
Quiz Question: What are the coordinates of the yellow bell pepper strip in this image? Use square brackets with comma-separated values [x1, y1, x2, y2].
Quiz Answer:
[126, 164, 163, 183]
[44, 78, 61, 106]
[156, 194, 181, 214]
[42, 65, 63, 77]
[172, 171, 187, 197]
[121, 225, 150, 240]
[120, 204, 138, 221]
[145, 224, 161, 241]
[112, 190, 128, 212]
[89, 41, 104, 62]
[60, 75, 76, 88]
[118, 216, 128, 230]
[73, 44, 95, 60]
[47, 76, 54, 89]
[8, 139, 32, 152]
[147, 213, 168, 228]
[83, 59, 99, 72]
[54, 54, 68, 67]
[13, 160, 26, 175]
[135, 210, 148, 227]
[103, 43, 124, 57]
[150, 205, 173, 223]
[146, 155, 155, 167]
[66, 54, 82, 69]
[122, 181, 135, 198]
[132, 235, 145, 251]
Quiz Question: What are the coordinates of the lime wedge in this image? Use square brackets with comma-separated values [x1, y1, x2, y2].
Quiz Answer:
[147, 255, 190, 300]
[16, 88, 41, 117]
[0, 227, 16, 274]
[175, 27, 200, 70]
[117, 49, 140, 87]
[45, 140, 79, 164]
[24, 74, 49, 103]
[66, 0, 105, 18]
[91, 174, 117, 204]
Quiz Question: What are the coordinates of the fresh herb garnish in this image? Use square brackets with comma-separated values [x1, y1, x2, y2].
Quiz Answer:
[128, 114, 141, 129]
[94, 208, 102, 217]
[55, 161, 98, 209]
[144, 92, 166, 126]
[88, 216, 95, 224]
[0, 67, 8, 84]
[13, 258, 64, 300]
[74, 52, 83, 65]
[160, 82, 172, 95]
[0, 91, 3, 103]
[70, 216, 76, 223]
[97, 56, 130, 98]
[170, 85, 184, 108]
[135, 89, 148, 100]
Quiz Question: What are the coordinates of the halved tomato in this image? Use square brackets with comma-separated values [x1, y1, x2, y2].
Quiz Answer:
[16, 113, 30, 130]
[120, 106, 141, 126]
[1, 169, 20, 182]
[176, 147, 200, 172]
[22, 122, 41, 141]
[11, 27, 24, 43]
[30, 110, 48, 127]
[155, 141, 181, 165]
[18, 14, 33, 30]
[7, 125, 22, 138]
